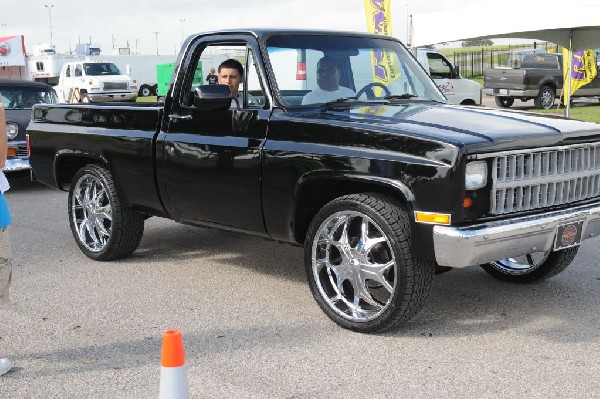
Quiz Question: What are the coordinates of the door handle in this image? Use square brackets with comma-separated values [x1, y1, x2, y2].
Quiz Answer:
[168, 114, 192, 121]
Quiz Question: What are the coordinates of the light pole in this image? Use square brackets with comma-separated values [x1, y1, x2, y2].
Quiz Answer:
[44, 4, 54, 47]
[179, 18, 186, 45]
[154, 31, 159, 55]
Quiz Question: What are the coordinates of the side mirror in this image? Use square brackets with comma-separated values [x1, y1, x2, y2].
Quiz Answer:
[452, 65, 460, 78]
[193, 84, 232, 111]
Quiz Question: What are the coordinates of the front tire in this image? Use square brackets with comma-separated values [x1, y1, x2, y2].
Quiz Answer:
[304, 193, 435, 333]
[139, 84, 152, 97]
[68, 165, 145, 261]
[480, 247, 578, 283]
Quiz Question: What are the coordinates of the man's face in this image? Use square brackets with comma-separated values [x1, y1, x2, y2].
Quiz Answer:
[218, 67, 242, 97]
[316, 60, 340, 92]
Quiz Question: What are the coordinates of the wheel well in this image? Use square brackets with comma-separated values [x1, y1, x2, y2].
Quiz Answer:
[539, 83, 556, 92]
[293, 178, 409, 244]
[55, 155, 104, 190]
[460, 99, 477, 105]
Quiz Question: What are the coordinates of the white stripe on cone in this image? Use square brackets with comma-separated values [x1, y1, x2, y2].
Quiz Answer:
[159, 364, 190, 399]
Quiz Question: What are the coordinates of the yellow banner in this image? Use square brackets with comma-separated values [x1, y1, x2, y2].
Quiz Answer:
[562, 49, 597, 96]
[364, 0, 401, 90]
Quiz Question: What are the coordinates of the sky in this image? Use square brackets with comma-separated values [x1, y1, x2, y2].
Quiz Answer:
[2, 0, 566, 56]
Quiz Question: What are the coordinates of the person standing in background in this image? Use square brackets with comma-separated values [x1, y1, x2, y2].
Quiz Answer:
[205, 68, 218, 85]
[0, 95, 13, 376]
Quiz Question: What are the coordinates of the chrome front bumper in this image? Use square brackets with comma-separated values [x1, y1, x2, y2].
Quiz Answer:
[4, 158, 30, 172]
[433, 202, 600, 267]
[88, 92, 138, 102]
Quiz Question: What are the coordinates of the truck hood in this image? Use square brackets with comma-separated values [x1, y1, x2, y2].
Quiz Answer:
[295, 102, 600, 154]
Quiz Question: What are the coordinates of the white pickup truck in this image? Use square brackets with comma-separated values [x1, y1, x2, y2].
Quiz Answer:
[414, 48, 481, 105]
[54, 61, 138, 103]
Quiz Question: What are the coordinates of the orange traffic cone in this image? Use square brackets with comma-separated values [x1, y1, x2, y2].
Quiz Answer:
[159, 330, 190, 399]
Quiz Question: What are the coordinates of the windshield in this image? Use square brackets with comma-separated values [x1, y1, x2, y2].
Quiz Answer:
[265, 34, 446, 106]
[83, 62, 121, 76]
[0, 86, 59, 109]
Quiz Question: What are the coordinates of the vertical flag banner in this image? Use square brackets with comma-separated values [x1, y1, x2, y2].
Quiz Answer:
[364, 0, 401, 92]
[562, 49, 597, 97]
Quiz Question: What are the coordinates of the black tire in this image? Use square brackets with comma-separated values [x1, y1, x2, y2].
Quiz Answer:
[534, 85, 555, 109]
[304, 193, 435, 333]
[68, 164, 144, 261]
[494, 96, 514, 108]
[480, 247, 578, 284]
[139, 84, 152, 97]
[151, 84, 158, 96]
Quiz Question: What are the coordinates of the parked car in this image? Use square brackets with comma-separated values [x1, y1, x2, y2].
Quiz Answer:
[27, 29, 600, 333]
[0, 79, 58, 172]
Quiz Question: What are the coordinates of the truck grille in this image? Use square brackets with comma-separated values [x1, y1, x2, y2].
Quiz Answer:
[104, 82, 128, 90]
[491, 144, 600, 214]
[17, 144, 28, 157]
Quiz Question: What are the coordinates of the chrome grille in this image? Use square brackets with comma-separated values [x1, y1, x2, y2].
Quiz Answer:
[103, 82, 128, 90]
[491, 144, 600, 214]
[17, 144, 28, 158]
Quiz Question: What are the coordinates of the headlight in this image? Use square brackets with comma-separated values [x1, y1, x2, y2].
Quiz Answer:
[465, 161, 488, 190]
[6, 122, 19, 139]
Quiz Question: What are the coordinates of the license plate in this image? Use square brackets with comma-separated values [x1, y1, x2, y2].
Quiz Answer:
[554, 220, 584, 250]
[494, 89, 509, 95]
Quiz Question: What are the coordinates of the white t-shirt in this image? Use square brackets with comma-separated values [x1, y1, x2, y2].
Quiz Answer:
[301, 86, 356, 105]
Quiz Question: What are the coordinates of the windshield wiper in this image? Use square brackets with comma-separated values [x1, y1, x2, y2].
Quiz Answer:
[323, 96, 359, 105]
[384, 93, 417, 100]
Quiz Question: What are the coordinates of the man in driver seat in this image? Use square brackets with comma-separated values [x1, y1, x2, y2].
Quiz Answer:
[301, 56, 355, 105]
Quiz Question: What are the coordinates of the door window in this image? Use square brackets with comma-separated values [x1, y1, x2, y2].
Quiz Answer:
[182, 43, 266, 109]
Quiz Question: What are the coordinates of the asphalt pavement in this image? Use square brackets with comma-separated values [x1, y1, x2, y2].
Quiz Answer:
[1, 168, 599, 398]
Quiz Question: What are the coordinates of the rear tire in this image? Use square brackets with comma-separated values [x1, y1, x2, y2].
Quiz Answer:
[534, 85, 555, 109]
[494, 96, 514, 108]
[480, 247, 578, 283]
[304, 193, 435, 333]
[68, 164, 144, 261]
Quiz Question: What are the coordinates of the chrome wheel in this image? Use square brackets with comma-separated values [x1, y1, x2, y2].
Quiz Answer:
[481, 245, 578, 283]
[488, 251, 550, 275]
[71, 173, 112, 253]
[311, 210, 396, 323]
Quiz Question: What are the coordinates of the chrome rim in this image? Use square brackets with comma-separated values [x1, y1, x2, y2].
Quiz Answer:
[311, 211, 397, 322]
[71, 174, 112, 253]
[541, 89, 554, 109]
[489, 251, 550, 275]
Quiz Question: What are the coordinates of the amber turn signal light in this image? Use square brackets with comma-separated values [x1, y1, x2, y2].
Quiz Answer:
[463, 197, 473, 208]
[6, 148, 17, 157]
[414, 212, 451, 225]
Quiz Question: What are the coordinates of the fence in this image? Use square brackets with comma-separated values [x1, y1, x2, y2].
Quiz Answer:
[447, 42, 561, 79]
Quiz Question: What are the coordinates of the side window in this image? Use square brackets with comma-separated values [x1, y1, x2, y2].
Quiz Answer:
[245, 51, 266, 108]
[427, 53, 452, 79]
[75, 64, 83, 77]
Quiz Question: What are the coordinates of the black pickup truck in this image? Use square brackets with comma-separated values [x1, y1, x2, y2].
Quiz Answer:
[27, 30, 600, 333]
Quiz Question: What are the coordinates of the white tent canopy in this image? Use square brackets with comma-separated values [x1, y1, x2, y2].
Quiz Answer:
[410, 1, 600, 51]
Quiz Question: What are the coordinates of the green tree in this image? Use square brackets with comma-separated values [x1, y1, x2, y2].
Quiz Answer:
[462, 38, 494, 47]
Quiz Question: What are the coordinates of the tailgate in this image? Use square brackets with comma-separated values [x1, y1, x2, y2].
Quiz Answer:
[484, 68, 526, 90]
